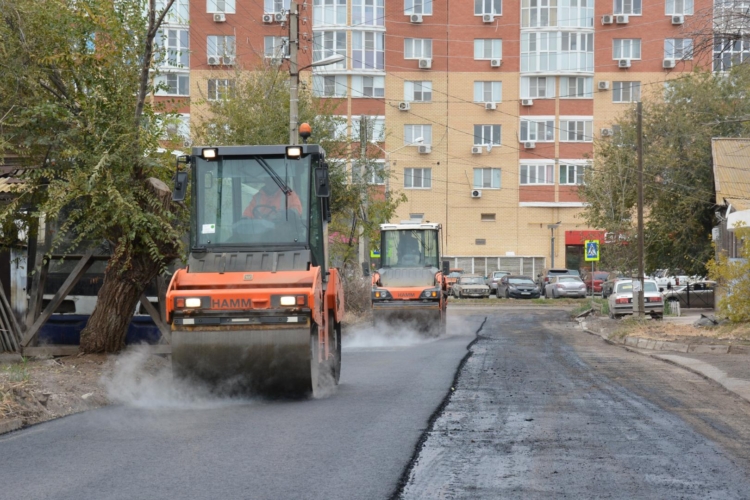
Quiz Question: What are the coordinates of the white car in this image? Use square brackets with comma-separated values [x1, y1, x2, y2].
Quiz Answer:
[653, 269, 691, 291]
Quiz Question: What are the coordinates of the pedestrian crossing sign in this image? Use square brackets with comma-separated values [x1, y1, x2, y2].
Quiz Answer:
[584, 240, 600, 262]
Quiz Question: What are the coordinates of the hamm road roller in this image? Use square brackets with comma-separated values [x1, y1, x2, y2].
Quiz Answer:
[370, 222, 447, 335]
[167, 144, 344, 396]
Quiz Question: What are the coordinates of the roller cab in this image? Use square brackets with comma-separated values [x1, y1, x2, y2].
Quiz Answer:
[370, 223, 447, 335]
[168, 145, 344, 397]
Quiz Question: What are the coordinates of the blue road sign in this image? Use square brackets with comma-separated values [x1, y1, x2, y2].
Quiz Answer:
[584, 240, 600, 262]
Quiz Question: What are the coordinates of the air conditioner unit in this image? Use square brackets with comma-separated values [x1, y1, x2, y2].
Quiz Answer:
[524, 141, 535, 149]
[521, 99, 533, 106]
[410, 14, 423, 23]
[262, 13, 273, 23]
[418, 145, 431, 154]
[601, 128, 613, 137]
[270, 57, 282, 66]
[213, 13, 226, 22]
[616, 15, 629, 24]
[222, 56, 235, 65]
[618, 59, 631, 68]
[602, 15, 614, 25]
[663, 59, 676, 69]
[471, 146, 482, 154]
[490, 59, 502, 67]
[398, 101, 411, 111]
[672, 15, 684, 25]
[207, 55, 221, 66]
[274, 12, 286, 22]
[418, 58, 432, 69]
[483, 14, 494, 23]
[485, 102, 497, 110]
[598, 81, 610, 90]
[471, 189, 482, 198]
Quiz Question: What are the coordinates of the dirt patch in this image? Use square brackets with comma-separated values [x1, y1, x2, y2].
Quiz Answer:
[586, 315, 750, 346]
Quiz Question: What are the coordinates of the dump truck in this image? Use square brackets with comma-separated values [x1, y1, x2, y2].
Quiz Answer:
[370, 222, 447, 334]
[166, 143, 344, 397]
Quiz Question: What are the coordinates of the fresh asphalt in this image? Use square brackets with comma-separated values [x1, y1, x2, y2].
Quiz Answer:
[4, 307, 750, 500]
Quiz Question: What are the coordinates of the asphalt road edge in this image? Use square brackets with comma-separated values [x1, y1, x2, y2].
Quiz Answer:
[388, 316, 488, 500]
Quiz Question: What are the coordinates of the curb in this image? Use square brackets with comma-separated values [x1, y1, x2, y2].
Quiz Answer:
[0, 418, 22, 436]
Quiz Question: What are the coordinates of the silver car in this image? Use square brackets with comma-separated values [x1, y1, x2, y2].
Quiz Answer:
[608, 279, 664, 319]
[452, 274, 491, 298]
[545, 276, 587, 298]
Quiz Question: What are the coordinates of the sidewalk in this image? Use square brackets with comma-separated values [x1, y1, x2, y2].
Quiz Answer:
[581, 312, 750, 405]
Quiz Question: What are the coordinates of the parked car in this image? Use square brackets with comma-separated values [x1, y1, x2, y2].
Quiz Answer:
[607, 279, 663, 319]
[451, 274, 491, 298]
[537, 268, 578, 289]
[581, 271, 611, 294]
[544, 275, 587, 299]
[653, 269, 691, 291]
[601, 271, 627, 298]
[445, 269, 463, 293]
[662, 281, 716, 309]
[486, 270, 511, 296]
[496, 275, 541, 299]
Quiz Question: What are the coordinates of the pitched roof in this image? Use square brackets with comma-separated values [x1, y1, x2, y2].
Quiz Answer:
[712, 138, 750, 211]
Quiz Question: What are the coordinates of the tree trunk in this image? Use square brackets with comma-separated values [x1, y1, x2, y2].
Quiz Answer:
[79, 177, 179, 353]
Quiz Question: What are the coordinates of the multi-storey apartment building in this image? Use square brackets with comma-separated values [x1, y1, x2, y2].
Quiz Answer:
[176, 0, 711, 274]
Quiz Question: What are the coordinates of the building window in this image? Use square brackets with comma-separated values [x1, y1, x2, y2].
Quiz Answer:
[614, 0, 641, 15]
[474, 39, 503, 60]
[474, 81, 502, 102]
[404, 124, 432, 145]
[163, 113, 190, 141]
[475, 0, 502, 15]
[714, 38, 750, 72]
[560, 76, 593, 99]
[474, 169, 501, 189]
[313, 0, 347, 26]
[312, 75, 347, 97]
[156, 73, 190, 96]
[560, 32, 594, 72]
[404, 39, 433, 59]
[559, 119, 593, 142]
[207, 0, 235, 14]
[352, 116, 386, 142]
[207, 79, 235, 100]
[207, 35, 236, 58]
[156, 29, 189, 68]
[666, 0, 693, 15]
[475, 239, 487, 245]
[353, 0, 385, 26]
[353, 76, 385, 97]
[354, 159, 386, 184]
[613, 39, 641, 60]
[664, 39, 693, 60]
[157, 0, 189, 24]
[265, 0, 291, 13]
[520, 164, 555, 185]
[480, 213, 497, 221]
[521, 0, 558, 28]
[612, 81, 641, 102]
[520, 32, 558, 72]
[559, 163, 588, 185]
[409, 213, 424, 220]
[473, 125, 501, 146]
[404, 168, 432, 188]
[520, 76, 555, 99]
[353, 31, 384, 70]
[313, 31, 347, 69]
[520, 119, 554, 142]
[264, 36, 289, 58]
[559, 0, 594, 27]
[405, 81, 432, 102]
[405, 0, 432, 15]
[332, 116, 348, 139]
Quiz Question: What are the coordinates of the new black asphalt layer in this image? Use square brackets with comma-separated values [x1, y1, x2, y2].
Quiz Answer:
[400, 310, 750, 499]
[0, 314, 481, 500]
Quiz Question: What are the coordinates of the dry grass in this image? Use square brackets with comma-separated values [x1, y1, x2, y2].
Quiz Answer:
[610, 318, 750, 344]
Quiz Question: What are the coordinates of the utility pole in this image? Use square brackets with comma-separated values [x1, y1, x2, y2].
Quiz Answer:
[359, 117, 371, 273]
[288, 2, 299, 145]
[636, 101, 645, 318]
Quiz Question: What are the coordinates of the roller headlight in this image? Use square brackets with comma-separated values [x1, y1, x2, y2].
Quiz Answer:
[420, 288, 440, 299]
[372, 289, 392, 300]
[184, 298, 202, 308]
[279, 296, 296, 306]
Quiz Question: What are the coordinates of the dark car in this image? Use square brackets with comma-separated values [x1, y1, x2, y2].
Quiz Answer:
[601, 271, 627, 298]
[537, 268, 578, 289]
[662, 281, 716, 309]
[581, 271, 610, 294]
[496, 275, 541, 299]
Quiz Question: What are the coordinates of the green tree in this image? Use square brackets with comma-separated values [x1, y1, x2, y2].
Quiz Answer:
[707, 228, 750, 322]
[0, 0, 184, 352]
[193, 67, 405, 274]
[580, 67, 750, 275]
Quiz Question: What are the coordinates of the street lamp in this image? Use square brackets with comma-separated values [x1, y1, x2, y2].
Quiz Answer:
[547, 221, 562, 268]
[369, 137, 423, 196]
